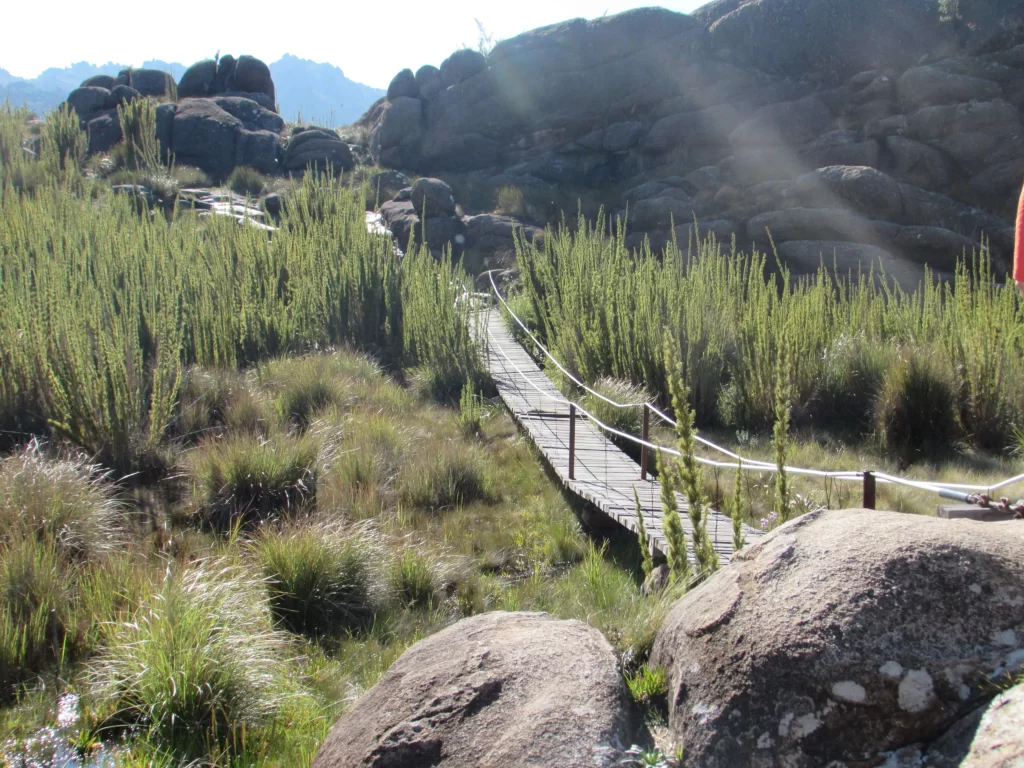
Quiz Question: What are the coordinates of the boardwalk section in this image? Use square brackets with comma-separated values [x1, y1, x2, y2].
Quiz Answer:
[483, 308, 763, 565]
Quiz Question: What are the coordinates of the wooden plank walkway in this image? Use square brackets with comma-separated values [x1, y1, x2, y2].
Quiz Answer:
[482, 308, 763, 565]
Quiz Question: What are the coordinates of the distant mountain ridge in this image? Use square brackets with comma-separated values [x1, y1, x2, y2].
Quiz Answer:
[0, 56, 382, 127]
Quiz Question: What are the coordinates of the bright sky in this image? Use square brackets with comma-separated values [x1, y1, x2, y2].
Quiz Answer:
[3, 1, 707, 88]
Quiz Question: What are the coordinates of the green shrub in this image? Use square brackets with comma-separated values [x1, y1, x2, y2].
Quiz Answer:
[89, 559, 292, 748]
[254, 521, 385, 637]
[399, 442, 491, 511]
[874, 348, 961, 464]
[187, 434, 321, 529]
[227, 166, 270, 199]
[389, 549, 437, 609]
[584, 378, 651, 439]
[0, 443, 122, 562]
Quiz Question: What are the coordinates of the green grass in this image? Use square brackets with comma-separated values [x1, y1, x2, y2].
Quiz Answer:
[187, 433, 323, 529]
[515, 214, 1024, 460]
[254, 520, 386, 637]
[89, 558, 294, 751]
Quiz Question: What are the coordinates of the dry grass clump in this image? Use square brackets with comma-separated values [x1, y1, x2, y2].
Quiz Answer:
[0, 442, 123, 562]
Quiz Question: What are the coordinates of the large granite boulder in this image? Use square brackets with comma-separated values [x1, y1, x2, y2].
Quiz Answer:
[233, 55, 275, 104]
[897, 65, 1003, 110]
[379, 200, 465, 255]
[116, 68, 174, 98]
[65, 87, 112, 124]
[177, 59, 218, 98]
[415, 65, 444, 101]
[165, 97, 283, 176]
[80, 74, 116, 90]
[410, 177, 456, 217]
[176, 55, 277, 110]
[440, 48, 487, 88]
[960, 683, 1024, 767]
[367, 170, 410, 205]
[650, 508, 1024, 768]
[370, 96, 423, 168]
[311, 612, 632, 768]
[283, 128, 354, 173]
[387, 68, 418, 101]
[86, 111, 123, 155]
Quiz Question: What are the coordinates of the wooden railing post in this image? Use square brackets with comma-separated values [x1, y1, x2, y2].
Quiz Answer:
[863, 471, 876, 510]
[568, 403, 576, 480]
[640, 404, 650, 481]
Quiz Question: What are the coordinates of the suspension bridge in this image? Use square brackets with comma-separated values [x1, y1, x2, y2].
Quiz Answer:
[482, 304, 764, 564]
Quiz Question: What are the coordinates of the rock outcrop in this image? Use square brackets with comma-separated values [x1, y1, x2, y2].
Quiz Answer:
[64, 55, 362, 179]
[162, 97, 284, 176]
[650, 508, 1024, 768]
[311, 611, 633, 768]
[363, 1, 1024, 281]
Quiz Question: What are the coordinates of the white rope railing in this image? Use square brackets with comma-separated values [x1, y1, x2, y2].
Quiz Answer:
[484, 269, 1024, 508]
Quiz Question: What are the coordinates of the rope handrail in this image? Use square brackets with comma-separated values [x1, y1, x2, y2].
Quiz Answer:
[484, 270, 1024, 500]
[487, 325, 863, 478]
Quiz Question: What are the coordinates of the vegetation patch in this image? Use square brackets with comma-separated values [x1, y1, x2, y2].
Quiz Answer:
[187, 433, 322, 529]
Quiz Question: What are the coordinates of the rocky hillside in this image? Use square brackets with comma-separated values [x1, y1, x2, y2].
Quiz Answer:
[364, 0, 1024, 284]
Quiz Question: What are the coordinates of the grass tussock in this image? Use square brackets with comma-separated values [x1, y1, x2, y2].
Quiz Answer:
[187, 434, 323, 529]
[398, 441, 492, 511]
[89, 559, 294, 749]
[227, 166, 271, 198]
[0, 443, 123, 561]
[874, 347, 961, 465]
[254, 520, 386, 637]
[0, 536, 76, 694]
[389, 549, 438, 610]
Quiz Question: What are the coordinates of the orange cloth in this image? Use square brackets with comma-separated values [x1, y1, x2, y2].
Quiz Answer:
[1016, 182, 1024, 282]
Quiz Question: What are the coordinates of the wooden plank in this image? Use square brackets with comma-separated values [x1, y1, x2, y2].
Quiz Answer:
[936, 505, 1017, 522]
